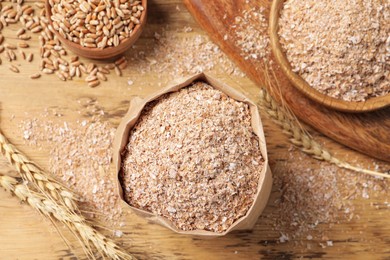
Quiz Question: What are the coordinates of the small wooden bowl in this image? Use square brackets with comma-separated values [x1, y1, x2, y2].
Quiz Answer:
[269, 0, 390, 113]
[45, 0, 147, 60]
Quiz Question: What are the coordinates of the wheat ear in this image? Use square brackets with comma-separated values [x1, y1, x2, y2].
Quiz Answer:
[0, 173, 136, 260]
[256, 88, 390, 179]
[0, 131, 78, 210]
[0, 129, 135, 259]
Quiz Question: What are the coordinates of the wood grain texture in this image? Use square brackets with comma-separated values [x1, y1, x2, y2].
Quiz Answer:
[183, 0, 390, 162]
[0, 1, 390, 259]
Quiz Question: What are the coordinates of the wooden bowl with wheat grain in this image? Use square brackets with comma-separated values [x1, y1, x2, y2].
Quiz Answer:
[269, 0, 390, 113]
[45, 0, 147, 60]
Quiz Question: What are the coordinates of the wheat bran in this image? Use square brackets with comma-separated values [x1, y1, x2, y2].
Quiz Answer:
[272, 146, 390, 243]
[121, 82, 264, 233]
[279, 0, 390, 101]
[20, 106, 121, 221]
[229, 6, 270, 63]
[125, 28, 245, 80]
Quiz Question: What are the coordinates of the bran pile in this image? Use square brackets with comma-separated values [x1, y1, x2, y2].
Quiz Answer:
[121, 82, 265, 233]
[279, 0, 390, 101]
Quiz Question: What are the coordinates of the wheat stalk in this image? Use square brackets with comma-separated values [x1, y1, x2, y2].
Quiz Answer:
[256, 87, 390, 179]
[0, 131, 78, 211]
[0, 129, 136, 259]
[0, 173, 136, 260]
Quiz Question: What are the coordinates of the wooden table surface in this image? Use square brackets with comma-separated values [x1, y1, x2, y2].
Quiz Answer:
[1, 1, 389, 259]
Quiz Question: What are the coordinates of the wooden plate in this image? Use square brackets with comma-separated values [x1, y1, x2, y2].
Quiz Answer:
[269, 0, 390, 113]
[183, 0, 390, 162]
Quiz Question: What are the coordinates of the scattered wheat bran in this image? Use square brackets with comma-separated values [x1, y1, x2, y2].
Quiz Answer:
[125, 28, 245, 80]
[272, 146, 390, 243]
[20, 106, 121, 221]
[279, 0, 390, 101]
[228, 6, 271, 63]
[121, 82, 264, 233]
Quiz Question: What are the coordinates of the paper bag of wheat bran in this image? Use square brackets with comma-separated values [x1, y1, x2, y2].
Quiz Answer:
[113, 73, 272, 237]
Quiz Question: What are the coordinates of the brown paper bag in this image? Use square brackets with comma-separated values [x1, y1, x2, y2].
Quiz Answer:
[113, 73, 272, 237]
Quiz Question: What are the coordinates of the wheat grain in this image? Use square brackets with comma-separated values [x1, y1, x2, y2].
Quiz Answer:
[42, 68, 54, 74]
[104, 64, 116, 70]
[5, 43, 17, 50]
[9, 50, 16, 60]
[56, 71, 66, 81]
[85, 75, 97, 82]
[30, 73, 41, 79]
[31, 26, 42, 33]
[115, 66, 122, 76]
[97, 72, 107, 81]
[16, 28, 25, 36]
[89, 67, 98, 76]
[20, 50, 26, 60]
[98, 67, 110, 74]
[88, 80, 100, 88]
[9, 65, 19, 73]
[115, 56, 126, 65]
[69, 66, 76, 77]
[49, 0, 143, 49]
[59, 64, 68, 72]
[118, 60, 128, 70]
[19, 34, 31, 40]
[18, 41, 29, 48]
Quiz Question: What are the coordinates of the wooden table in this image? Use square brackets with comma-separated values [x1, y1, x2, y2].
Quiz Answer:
[1, 1, 389, 259]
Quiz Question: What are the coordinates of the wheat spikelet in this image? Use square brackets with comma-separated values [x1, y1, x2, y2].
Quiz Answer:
[0, 174, 19, 192]
[256, 87, 390, 179]
[0, 173, 136, 260]
[0, 131, 78, 211]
